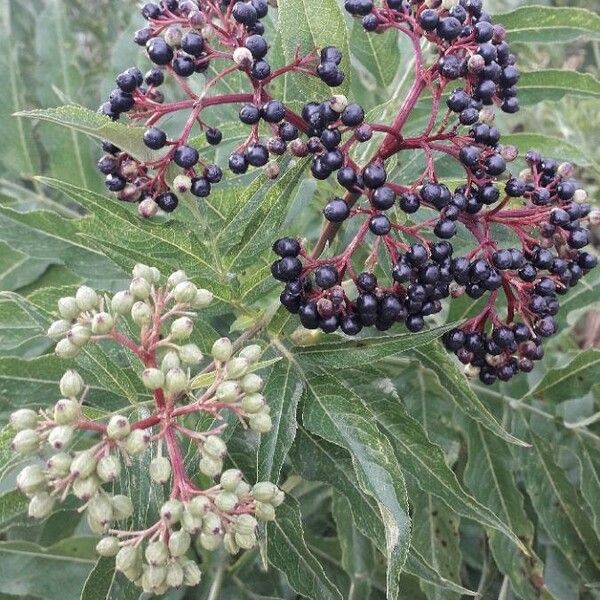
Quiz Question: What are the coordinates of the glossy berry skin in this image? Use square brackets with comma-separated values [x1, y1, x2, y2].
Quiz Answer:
[273, 238, 301, 257]
[245, 34, 268, 58]
[146, 38, 173, 65]
[155, 192, 179, 212]
[239, 104, 261, 124]
[369, 214, 391, 236]
[205, 128, 223, 145]
[173, 145, 199, 169]
[190, 177, 211, 197]
[324, 198, 350, 222]
[143, 127, 167, 150]
[181, 32, 204, 56]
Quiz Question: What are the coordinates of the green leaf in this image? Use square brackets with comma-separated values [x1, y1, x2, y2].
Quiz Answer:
[519, 70, 600, 105]
[80, 557, 116, 600]
[0, 490, 28, 528]
[267, 497, 343, 600]
[350, 23, 398, 88]
[0, 243, 51, 292]
[502, 133, 592, 166]
[412, 342, 529, 447]
[574, 438, 600, 536]
[497, 6, 600, 44]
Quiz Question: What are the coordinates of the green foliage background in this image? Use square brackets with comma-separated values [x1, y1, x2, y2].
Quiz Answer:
[0, 0, 600, 599]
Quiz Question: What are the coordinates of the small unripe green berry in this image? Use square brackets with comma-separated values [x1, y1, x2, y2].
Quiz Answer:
[235, 481, 251, 497]
[58, 296, 80, 320]
[75, 286, 98, 311]
[86, 513, 106, 535]
[47, 319, 71, 338]
[70, 450, 97, 479]
[59, 369, 84, 397]
[203, 435, 227, 460]
[142, 368, 165, 390]
[220, 469, 243, 492]
[201, 511, 222, 534]
[223, 532, 240, 555]
[181, 510, 203, 534]
[129, 277, 151, 300]
[116, 545, 140, 572]
[46, 452, 71, 477]
[72, 476, 100, 501]
[240, 374, 263, 394]
[215, 381, 240, 403]
[252, 481, 278, 503]
[235, 532, 257, 550]
[48, 425, 73, 450]
[170, 317, 193, 341]
[225, 357, 249, 380]
[198, 532, 221, 551]
[239, 344, 261, 364]
[161, 350, 181, 371]
[112, 494, 134, 520]
[67, 324, 91, 348]
[178, 343, 203, 365]
[132, 263, 159, 283]
[16, 465, 46, 495]
[131, 301, 152, 325]
[96, 536, 120, 557]
[182, 560, 202, 586]
[111, 290, 134, 315]
[249, 413, 272, 433]
[12, 429, 40, 455]
[53, 399, 79, 425]
[124, 429, 150, 456]
[167, 270, 188, 289]
[215, 491, 238, 513]
[255, 501, 276, 521]
[160, 499, 183, 524]
[199, 456, 223, 478]
[173, 281, 197, 304]
[169, 529, 191, 557]
[10, 409, 38, 431]
[107, 415, 130, 440]
[28, 492, 55, 519]
[165, 367, 188, 394]
[187, 495, 211, 517]
[241, 393, 265, 414]
[193, 288, 213, 308]
[91, 312, 115, 335]
[145, 540, 169, 566]
[97, 455, 122, 482]
[211, 337, 233, 362]
[55, 338, 81, 359]
[150, 456, 172, 484]
[235, 514, 258, 535]
[87, 494, 113, 528]
[166, 562, 184, 587]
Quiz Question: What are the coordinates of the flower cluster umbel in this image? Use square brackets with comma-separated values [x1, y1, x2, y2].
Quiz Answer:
[11, 265, 282, 595]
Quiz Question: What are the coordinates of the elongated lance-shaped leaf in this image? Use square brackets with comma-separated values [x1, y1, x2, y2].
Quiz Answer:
[501, 133, 593, 166]
[80, 557, 116, 600]
[573, 437, 600, 537]
[518, 70, 600, 105]
[350, 22, 398, 88]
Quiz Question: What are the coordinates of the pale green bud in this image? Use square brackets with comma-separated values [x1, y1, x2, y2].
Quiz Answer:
[178, 343, 203, 365]
[198, 532, 221, 551]
[240, 373, 263, 394]
[239, 344, 261, 364]
[48, 425, 73, 450]
[164, 24, 183, 47]
[235, 514, 258, 535]
[47, 319, 71, 338]
[215, 492, 238, 513]
[58, 296, 80, 320]
[70, 450, 97, 479]
[67, 324, 91, 347]
[16, 465, 46, 495]
[124, 429, 150, 456]
[91, 312, 115, 335]
[169, 529, 191, 557]
[55, 338, 81, 359]
[161, 350, 181, 371]
[173, 281, 197, 304]
[107, 415, 130, 440]
[150, 456, 171, 484]
[249, 413, 272, 433]
[132, 263, 158, 283]
[223, 532, 239, 555]
[203, 435, 227, 460]
[72, 476, 100, 501]
[271, 489, 285, 507]
[167, 270, 188, 289]
[28, 492, 55, 519]
[199, 456, 223, 478]
[255, 501, 276, 521]
[211, 337, 233, 362]
[112, 494, 134, 520]
[116, 545, 140, 572]
[87, 494, 113, 528]
[53, 399, 79, 425]
[131, 301, 152, 325]
[75, 286, 99, 311]
[10, 409, 38, 431]
[59, 369, 84, 397]
[193, 288, 213, 308]
[220, 469, 243, 492]
[142, 368, 165, 390]
[252, 481, 278, 503]
[234, 532, 257, 550]
[170, 317, 193, 341]
[145, 540, 169, 566]
[111, 290, 134, 315]
[87, 513, 106, 535]
[241, 393, 265, 414]
[165, 367, 188, 394]
[225, 357, 249, 380]
[187, 495, 211, 517]
[96, 536, 120, 557]
[166, 562, 184, 587]
[12, 429, 40, 455]
[160, 499, 183, 524]
[97, 455, 122, 482]
[129, 277, 151, 300]
[201, 512, 222, 535]
[46, 452, 71, 477]
[182, 560, 202, 586]
[215, 381, 240, 403]
[235, 481, 251, 497]
[181, 510, 203, 534]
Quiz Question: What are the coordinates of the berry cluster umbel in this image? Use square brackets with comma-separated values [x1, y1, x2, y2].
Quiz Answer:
[12, 265, 282, 595]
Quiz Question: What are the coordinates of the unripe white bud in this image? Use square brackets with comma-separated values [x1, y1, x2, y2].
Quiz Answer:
[178, 343, 203, 365]
[255, 501, 276, 521]
[87, 515, 105, 536]
[132, 263, 158, 283]
[252, 481, 278, 503]
[111, 290, 134, 315]
[10, 409, 38, 431]
[70, 450, 97, 479]
[193, 288, 213, 308]
[239, 344, 262, 364]
[161, 350, 181, 371]
[173, 174, 192, 194]
[589, 210, 600, 226]
[173, 281, 197, 304]
[330, 94, 348, 113]
[67, 324, 91, 348]
[131, 301, 152, 325]
[97, 455, 122, 482]
[198, 532, 221, 551]
[240, 374, 263, 394]
[139, 197, 159, 219]
[169, 529, 191, 557]
[223, 532, 240, 555]
[182, 560, 202, 586]
[271, 489, 285, 507]
[46, 452, 71, 477]
[220, 469, 243, 492]
[167, 270, 188, 289]
[203, 435, 227, 459]
[225, 357, 249, 380]
[48, 425, 73, 450]
[235, 514, 258, 535]
[166, 562, 184, 587]
[116, 546, 140, 572]
[160, 499, 183, 524]
[28, 492, 55, 519]
[199, 456, 223, 478]
[574, 189, 588, 203]
[142, 368, 165, 390]
[75, 286, 98, 311]
[47, 319, 71, 338]
[165, 367, 188, 394]
[53, 399, 79, 425]
[181, 510, 203, 534]
[58, 297, 80, 320]
[16, 465, 46, 495]
[150, 456, 172, 484]
[187, 495, 211, 517]
[215, 491, 238, 513]
[112, 494, 134, 520]
[55, 338, 81, 359]
[59, 369, 84, 397]
[233, 46, 253, 67]
[170, 317, 193, 340]
[96, 536, 120, 557]
[235, 532, 257, 549]
[201, 512, 222, 535]
[557, 162, 575, 178]
[124, 429, 150, 456]
[87, 494, 113, 528]
[145, 540, 169, 566]
[72, 476, 100, 501]
[12, 429, 40, 455]
[91, 312, 115, 335]
[235, 481, 251, 497]
[211, 337, 233, 362]
[164, 24, 182, 47]
[215, 381, 240, 403]
[129, 277, 152, 300]
[249, 413, 272, 433]
[107, 415, 130, 440]
[242, 393, 266, 414]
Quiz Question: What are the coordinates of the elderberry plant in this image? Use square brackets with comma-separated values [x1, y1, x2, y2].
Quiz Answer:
[10, 265, 282, 595]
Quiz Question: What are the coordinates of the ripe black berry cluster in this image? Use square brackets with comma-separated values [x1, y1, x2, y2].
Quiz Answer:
[97, 0, 344, 217]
